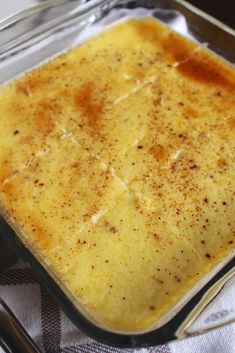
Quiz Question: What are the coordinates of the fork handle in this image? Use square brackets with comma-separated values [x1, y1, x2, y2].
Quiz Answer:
[0, 298, 42, 353]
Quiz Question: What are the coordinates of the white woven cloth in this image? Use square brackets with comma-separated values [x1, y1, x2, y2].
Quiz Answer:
[0, 259, 234, 353]
[0, 1, 234, 352]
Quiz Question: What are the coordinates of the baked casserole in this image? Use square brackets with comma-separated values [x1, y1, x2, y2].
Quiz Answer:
[0, 18, 234, 331]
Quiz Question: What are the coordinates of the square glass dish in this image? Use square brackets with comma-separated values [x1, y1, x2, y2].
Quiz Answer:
[0, 0, 234, 348]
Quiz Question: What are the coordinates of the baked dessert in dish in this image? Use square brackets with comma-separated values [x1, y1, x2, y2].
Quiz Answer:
[0, 17, 234, 332]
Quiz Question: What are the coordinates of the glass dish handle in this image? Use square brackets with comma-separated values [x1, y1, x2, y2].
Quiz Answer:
[0, 0, 115, 59]
[176, 266, 235, 338]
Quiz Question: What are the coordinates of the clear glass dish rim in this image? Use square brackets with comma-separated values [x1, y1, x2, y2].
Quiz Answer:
[0, 0, 234, 348]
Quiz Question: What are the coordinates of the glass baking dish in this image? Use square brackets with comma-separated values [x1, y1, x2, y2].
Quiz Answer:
[0, 0, 234, 348]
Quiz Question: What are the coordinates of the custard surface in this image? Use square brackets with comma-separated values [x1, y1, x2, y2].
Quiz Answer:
[0, 18, 235, 331]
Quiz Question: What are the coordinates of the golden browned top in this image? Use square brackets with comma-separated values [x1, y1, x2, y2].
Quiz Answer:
[0, 18, 235, 332]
